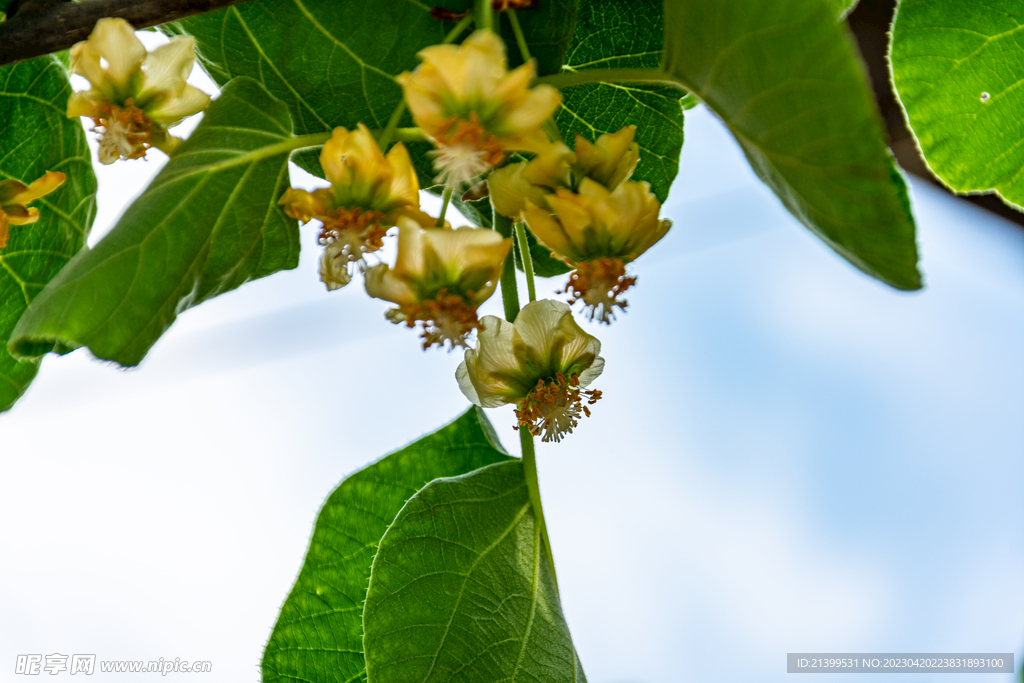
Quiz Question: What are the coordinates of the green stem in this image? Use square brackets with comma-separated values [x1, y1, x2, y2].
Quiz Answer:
[475, 0, 493, 31]
[437, 187, 453, 227]
[286, 131, 333, 154]
[514, 222, 536, 303]
[520, 427, 559, 591]
[506, 9, 531, 63]
[493, 211, 521, 321]
[536, 68, 690, 92]
[493, 206, 558, 591]
[444, 13, 474, 43]
[376, 102, 406, 151]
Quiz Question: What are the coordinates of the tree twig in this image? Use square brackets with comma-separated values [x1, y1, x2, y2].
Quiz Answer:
[0, 0, 256, 67]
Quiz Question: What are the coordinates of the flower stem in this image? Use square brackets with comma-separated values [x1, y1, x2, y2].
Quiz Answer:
[514, 222, 537, 303]
[493, 211, 521, 322]
[437, 187, 453, 227]
[376, 102, 406, 151]
[506, 9, 531, 63]
[494, 205, 558, 592]
[475, 0, 493, 31]
[536, 68, 690, 92]
[520, 426, 559, 592]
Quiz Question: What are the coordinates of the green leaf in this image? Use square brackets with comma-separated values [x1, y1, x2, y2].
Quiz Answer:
[890, 0, 1024, 212]
[830, 0, 859, 19]
[0, 55, 96, 411]
[164, 0, 577, 187]
[363, 459, 586, 683]
[662, 0, 921, 290]
[262, 407, 512, 683]
[556, 0, 683, 204]
[10, 77, 300, 367]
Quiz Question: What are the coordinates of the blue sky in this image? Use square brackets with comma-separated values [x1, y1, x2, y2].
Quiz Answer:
[1, 33, 1022, 682]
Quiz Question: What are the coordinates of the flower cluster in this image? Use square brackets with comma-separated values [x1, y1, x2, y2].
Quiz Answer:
[67, 18, 209, 164]
[73, 18, 675, 442]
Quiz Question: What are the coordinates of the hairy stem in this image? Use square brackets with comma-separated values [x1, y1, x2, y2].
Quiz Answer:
[514, 222, 536, 303]
[493, 211, 521, 322]
[0, 0, 258, 67]
[376, 103, 406, 151]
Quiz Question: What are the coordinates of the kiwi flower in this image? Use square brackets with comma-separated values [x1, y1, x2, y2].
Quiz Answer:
[522, 177, 671, 324]
[67, 18, 210, 164]
[364, 218, 511, 350]
[0, 172, 66, 249]
[488, 126, 642, 220]
[457, 299, 604, 442]
[397, 29, 561, 190]
[278, 125, 434, 291]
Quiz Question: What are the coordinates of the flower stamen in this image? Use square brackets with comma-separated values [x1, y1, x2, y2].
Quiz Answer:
[560, 257, 637, 324]
[389, 290, 481, 351]
[430, 114, 505, 190]
[515, 371, 602, 443]
[92, 101, 154, 163]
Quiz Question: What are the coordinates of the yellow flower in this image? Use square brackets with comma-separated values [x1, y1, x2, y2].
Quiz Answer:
[67, 18, 210, 163]
[522, 177, 671, 324]
[365, 218, 511, 350]
[0, 172, 66, 249]
[456, 299, 604, 442]
[487, 141, 574, 219]
[397, 29, 561, 189]
[278, 124, 434, 291]
[488, 127, 641, 220]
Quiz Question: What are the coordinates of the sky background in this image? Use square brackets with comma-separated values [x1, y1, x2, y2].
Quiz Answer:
[1, 32, 1023, 683]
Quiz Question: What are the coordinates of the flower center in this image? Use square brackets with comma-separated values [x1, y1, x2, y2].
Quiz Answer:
[561, 257, 637, 325]
[318, 207, 387, 260]
[515, 371, 602, 443]
[430, 115, 505, 190]
[389, 291, 481, 351]
[92, 102, 153, 163]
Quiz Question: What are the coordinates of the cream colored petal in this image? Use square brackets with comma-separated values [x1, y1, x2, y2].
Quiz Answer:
[319, 247, 353, 291]
[0, 179, 26, 205]
[149, 130, 181, 156]
[66, 90, 104, 119]
[392, 217, 427, 278]
[575, 126, 639, 188]
[456, 359, 484, 406]
[468, 315, 533, 403]
[146, 84, 209, 124]
[498, 84, 561, 135]
[5, 206, 40, 226]
[10, 172, 65, 204]
[511, 299, 575, 362]
[69, 42, 107, 90]
[577, 355, 605, 387]
[522, 201, 576, 263]
[545, 189, 596, 245]
[422, 226, 508, 275]
[487, 162, 532, 218]
[551, 308, 601, 373]
[521, 142, 574, 187]
[364, 263, 416, 305]
[319, 127, 353, 188]
[278, 188, 328, 223]
[139, 37, 195, 101]
[89, 18, 146, 88]
[384, 142, 421, 207]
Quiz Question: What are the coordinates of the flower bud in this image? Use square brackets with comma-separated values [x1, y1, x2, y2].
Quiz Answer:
[487, 142, 574, 219]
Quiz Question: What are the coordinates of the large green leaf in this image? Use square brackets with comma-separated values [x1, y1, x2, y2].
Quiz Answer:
[10, 77, 299, 367]
[0, 55, 96, 411]
[262, 407, 512, 683]
[662, 0, 921, 290]
[890, 0, 1024, 212]
[557, 0, 683, 204]
[363, 460, 585, 683]
[164, 0, 577, 186]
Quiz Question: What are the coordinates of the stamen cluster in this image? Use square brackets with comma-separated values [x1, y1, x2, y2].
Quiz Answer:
[515, 371, 603, 443]
[561, 257, 637, 324]
[389, 291, 481, 351]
